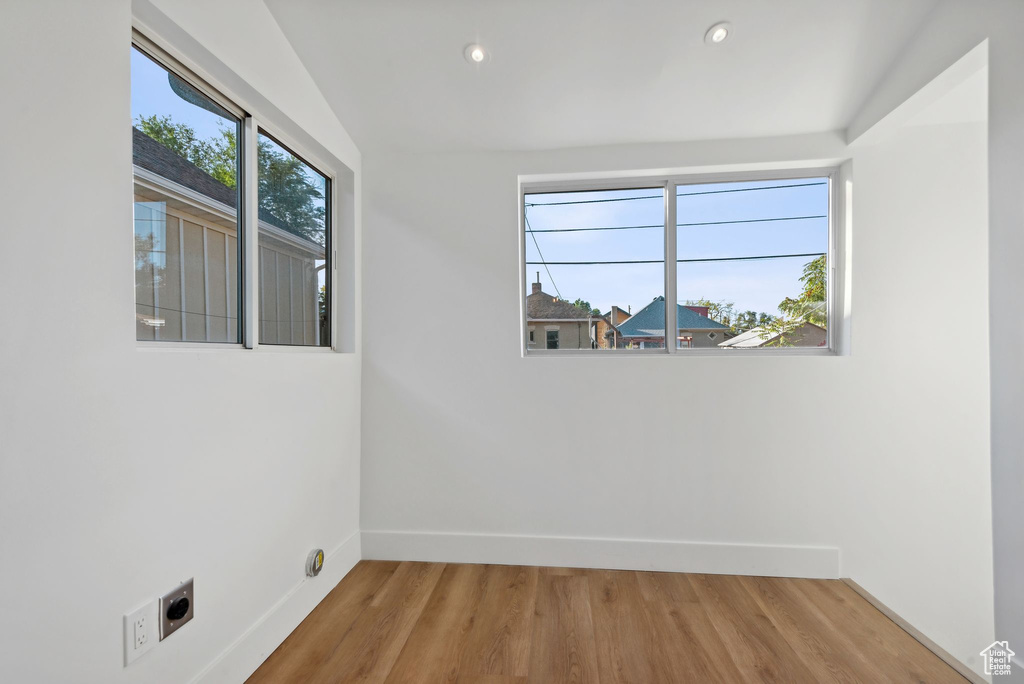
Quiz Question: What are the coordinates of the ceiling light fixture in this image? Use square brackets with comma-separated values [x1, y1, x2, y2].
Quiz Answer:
[464, 43, 488, 64]
[704, 22, 731, 45]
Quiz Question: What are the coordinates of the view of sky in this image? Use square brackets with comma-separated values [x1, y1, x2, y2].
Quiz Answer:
[524, 179, 828, 317]
[133, 45, 826, 322]
[131, 46, 234, 140]
[132, 46, 327, 293]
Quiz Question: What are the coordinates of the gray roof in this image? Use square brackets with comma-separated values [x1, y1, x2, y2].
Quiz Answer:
[132, 127, 297, 236]
[133, 127, 237, 207]
[719, 321, 826, 348]
[527, 290, 595, 320]
[616, 296, 729, 338]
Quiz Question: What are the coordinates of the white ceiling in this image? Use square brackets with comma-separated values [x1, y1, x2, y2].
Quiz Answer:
[264, 0, 938, 153]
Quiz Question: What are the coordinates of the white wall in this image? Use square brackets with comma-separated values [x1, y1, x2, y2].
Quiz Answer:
[840, 83, 993, 674]
[362, 133, 849, 576]
[362, 99, 992, 679]
[850, 1, 1024, 678]
[0, 2, 361, 683]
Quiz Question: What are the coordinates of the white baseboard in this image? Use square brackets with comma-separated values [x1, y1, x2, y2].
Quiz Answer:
[188, 531, 362, 684]
[841, 578, 988, 684]
[361, 530, 839, 579]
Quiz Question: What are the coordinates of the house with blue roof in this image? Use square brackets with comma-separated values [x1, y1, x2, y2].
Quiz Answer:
[615, 296, 731, 349]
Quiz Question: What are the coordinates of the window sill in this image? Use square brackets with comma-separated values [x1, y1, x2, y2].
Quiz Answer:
[524, 347, 837, 358]
[136, 342, 343, 353]
[137, 342, 244, 352]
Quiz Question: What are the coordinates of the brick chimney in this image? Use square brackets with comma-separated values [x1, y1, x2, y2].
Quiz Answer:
[531, 271, 542, 295]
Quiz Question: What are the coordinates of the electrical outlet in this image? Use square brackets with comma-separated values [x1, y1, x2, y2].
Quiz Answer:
[124, 601, 157, 665]
[134, 614, 148, 649]
[159, 578, 194, 641]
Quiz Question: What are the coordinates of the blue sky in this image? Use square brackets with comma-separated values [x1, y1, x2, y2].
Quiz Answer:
[524, 180, 828, 317]
[133, 45, 825, 317]
[132, 46, 327, 289]
[133, 46, 327, 215]
[131, 47, 233, 140]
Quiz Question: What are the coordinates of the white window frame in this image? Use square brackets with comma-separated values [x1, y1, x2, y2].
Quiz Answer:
[131, 29, 341, 353]
[519, 167, 840, 357]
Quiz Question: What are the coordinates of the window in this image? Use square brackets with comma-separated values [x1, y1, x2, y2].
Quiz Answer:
[524, 187, 664, 352]
[132, 36, 334, 348]
[257, 133, 330, 346]
[132, 44, 242, 342]
[522, 173, 832, 353]
[546, 329, 560, 349]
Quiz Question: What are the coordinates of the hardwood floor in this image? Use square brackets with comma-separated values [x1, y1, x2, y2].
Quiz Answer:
[247, 561, 967, 684]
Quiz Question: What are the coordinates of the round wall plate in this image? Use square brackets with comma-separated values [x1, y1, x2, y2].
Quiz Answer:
[306, 548, 325, 577]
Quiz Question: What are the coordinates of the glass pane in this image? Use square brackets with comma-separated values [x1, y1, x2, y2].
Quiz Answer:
[524, 188, 664, 350]
[131, 45, 242, 343]
[675, 178, 829, 349]
[257, 133, 330, 346]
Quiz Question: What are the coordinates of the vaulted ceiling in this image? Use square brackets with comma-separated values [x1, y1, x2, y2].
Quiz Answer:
[265, 0, 938, 152]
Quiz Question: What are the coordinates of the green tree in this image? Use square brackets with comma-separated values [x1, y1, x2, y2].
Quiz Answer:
[137, 115, 236, 188]
[729, 309, 774, 333]
[778, 255, 826, 327]
[685, 298, 735, 328]
[257, 144, 325, 245]
[135, 115, 325, 245]
[757, 255, 827, 346]
[572, 298, 601, 316]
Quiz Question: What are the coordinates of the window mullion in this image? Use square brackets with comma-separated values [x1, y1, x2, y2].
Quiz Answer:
[243, 117, 259, 349]
[665, 182, 677, 353]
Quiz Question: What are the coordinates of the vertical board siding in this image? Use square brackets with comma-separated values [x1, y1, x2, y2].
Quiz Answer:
[182, 220, 207, 342]
[134, 200, 318, 346]
[290, 256, 304, 345]
[276, 252, 289, 344]
[161, 218, 182, 341]
[178, 216, 186, 338]
[206, 230, 227, 342]
[262, 246, 279, 344]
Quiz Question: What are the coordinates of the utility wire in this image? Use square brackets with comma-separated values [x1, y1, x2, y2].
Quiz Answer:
[526, 252, 825, 266]
[526, 214, 826, 234]
[524, 181, 826, 207]
[524, 211, 562, 299]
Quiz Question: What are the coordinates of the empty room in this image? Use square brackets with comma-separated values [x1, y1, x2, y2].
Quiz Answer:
[1, 0, 1021, 682]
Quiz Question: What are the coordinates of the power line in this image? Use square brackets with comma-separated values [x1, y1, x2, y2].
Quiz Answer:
[526, 252, 825, 266]
[524, 211, 562, 299]
[526, 214, 827, 234]
[678, 181, 825, 198]
[524, 181, 826, 207]
[526, 193, 662, 208]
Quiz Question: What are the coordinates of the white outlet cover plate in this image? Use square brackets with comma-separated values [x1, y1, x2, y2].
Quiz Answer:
[124, 601, 158, 666]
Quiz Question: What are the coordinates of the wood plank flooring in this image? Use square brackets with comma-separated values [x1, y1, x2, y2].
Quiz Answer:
[247, 561, 967, 684]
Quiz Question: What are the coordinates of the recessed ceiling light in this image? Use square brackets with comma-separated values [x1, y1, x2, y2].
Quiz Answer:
[464, 44, 488, 64]
[704, 22, 731, 45]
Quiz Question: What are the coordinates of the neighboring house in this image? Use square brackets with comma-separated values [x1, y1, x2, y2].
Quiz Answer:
[596, 305, 631, 349]
[133, 127, 325, 344]
[526, 280, 603, 349]
[718, 321, 826, 348]
[614, 296, 730, 348]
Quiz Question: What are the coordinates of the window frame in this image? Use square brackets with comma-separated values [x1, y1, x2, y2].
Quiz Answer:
[131, 29, 340, 352]
[519, 167, 839, 357]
